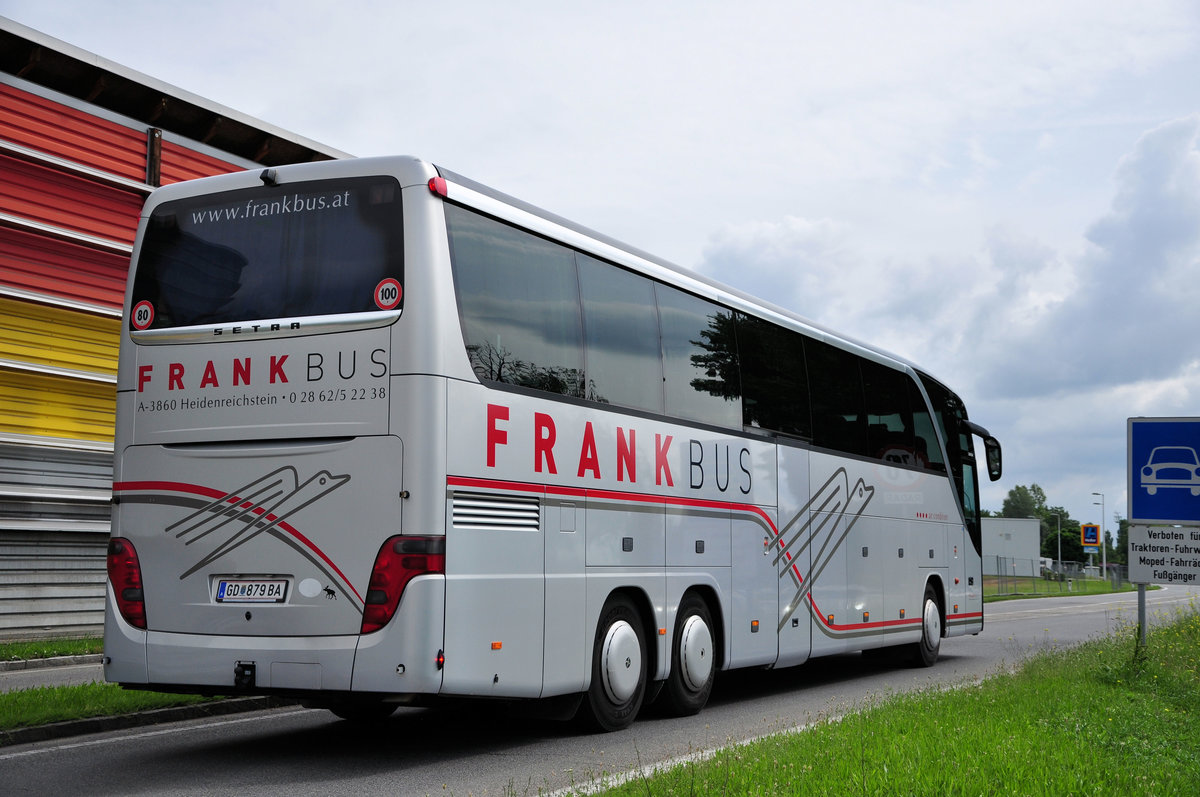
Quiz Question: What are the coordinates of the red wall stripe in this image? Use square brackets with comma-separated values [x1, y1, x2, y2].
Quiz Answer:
[0, 153, 142, 245]
[0, 225, 128, 310]
[0, 83, 147, 182]
[160, 139, 242, 185]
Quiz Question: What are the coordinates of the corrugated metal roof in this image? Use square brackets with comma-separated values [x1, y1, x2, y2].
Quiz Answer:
[0, 16, 352, 167]
[0, 81, 146, 181]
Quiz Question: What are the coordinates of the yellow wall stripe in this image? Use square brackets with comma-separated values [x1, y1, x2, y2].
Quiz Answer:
[0, 296, 119, 378]
[0, 368, 115, 443]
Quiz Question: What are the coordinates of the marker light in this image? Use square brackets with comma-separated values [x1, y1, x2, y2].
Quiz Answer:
[107, 538, 146, 629]
[428, 177, 448, 197]
[361, 535, 446, 634]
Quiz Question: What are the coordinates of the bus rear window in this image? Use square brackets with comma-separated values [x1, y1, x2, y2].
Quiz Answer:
[131, 176, 403, 330]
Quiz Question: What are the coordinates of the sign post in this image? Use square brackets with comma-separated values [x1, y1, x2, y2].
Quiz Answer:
[1127, 417, 1200, 645]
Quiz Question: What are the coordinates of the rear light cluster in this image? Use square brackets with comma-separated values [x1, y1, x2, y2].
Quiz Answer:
[361, 535, 445, 634]
[107, 538, 147, 629]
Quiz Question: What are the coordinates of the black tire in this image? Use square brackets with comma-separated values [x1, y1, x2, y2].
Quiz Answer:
[663, 593, 715, 716]
[328, 699, 397, 722]
[580, 594, 647, 732]
[911, 583, 942, 667]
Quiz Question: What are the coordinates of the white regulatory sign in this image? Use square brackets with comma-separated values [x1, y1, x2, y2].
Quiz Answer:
[1128, 524, 1200, 585]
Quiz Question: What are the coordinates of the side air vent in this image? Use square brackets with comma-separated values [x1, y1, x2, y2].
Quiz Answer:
[452, 492, 540, 530]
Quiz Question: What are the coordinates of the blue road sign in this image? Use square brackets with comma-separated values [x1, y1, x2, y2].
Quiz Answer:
[1129, 418, 1200, 524]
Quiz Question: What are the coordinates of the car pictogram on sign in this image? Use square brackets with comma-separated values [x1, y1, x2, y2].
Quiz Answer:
[1141, 446, 1200, 496]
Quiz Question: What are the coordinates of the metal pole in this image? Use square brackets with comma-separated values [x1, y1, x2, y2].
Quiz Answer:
[1138, 584, 1147, 648]
[1093, 492, 1107, 574]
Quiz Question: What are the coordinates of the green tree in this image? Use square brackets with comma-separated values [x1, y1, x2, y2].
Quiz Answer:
[1044, 509, 1084, 562]
[1113, 516, 1129, 566]
[1000, 484, 1046, 518]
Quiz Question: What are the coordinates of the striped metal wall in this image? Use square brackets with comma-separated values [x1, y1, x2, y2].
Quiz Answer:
[0, 78, 247, 639]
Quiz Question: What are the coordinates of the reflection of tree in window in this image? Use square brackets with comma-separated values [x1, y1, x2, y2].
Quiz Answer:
[656, 286, 740, 428]
[467, 339, 593, 399]
[448, 205, 584, 399]
[688, 310, 741, 400]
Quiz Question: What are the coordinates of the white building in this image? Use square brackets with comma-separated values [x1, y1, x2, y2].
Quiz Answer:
[982, 517, 1041, 577]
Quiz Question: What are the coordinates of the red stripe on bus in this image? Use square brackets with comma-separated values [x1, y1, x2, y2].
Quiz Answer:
[448, 474, 976, 635]
[112, 480, 363, 603]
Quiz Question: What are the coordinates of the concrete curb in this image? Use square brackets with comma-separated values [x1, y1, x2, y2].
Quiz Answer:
[0, 696, 297, 747]
[0, 654, 104, 672]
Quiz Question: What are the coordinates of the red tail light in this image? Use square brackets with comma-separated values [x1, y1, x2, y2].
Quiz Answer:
[361, 536, 445, 634]
[107, 538, 147, 629]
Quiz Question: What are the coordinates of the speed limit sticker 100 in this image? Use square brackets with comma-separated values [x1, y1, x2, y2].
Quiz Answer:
[375, 278, 402, 310]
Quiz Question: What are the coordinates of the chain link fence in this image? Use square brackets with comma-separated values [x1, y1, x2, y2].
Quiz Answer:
[985, 556, 1129, 597]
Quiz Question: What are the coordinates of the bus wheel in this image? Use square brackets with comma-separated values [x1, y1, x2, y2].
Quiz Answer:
[328, 699, 397, 722]
[912, 583, 942, 667]
[664, 593, 715, 716]
[581, 594, 646, 732]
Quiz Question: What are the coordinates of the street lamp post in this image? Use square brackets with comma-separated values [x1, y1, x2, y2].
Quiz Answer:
[1093, 492, 1106, 573]
[1056, 512, 1062, 573]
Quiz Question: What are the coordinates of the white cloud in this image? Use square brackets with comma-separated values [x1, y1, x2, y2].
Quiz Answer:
[5, 0, 1200, 527]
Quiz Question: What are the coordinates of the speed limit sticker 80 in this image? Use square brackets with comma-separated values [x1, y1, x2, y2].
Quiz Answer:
[131, 300, 155, 330]
[374, 278, 402, 310]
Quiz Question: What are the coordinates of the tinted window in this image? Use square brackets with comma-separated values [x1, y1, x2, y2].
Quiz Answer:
[447, 206, 585, 398]
[656, 285, 740, 428]
[577, 254, 663, 412]
[736, 313, 811, 439]
[921, 373, 981, 553]
[132, 177, 403, 329]
[862, 359, 916, 465]
[909, 379, 945, 471]
[807, 339, 868, 456]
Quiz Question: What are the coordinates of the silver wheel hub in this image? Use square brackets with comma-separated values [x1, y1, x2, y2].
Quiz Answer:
[678, 614, 713, 692]
[922, 597, 941, 649]
[600, 619, 641, 704]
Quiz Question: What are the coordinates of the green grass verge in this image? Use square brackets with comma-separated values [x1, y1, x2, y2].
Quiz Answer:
[0, 682, 218, 731]
[983, 574, 1138, 600]
[0, 637, 103, 662]
[589, 603, 1200, 796]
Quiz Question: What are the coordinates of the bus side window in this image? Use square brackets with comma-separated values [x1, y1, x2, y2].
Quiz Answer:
[577, 254, 664, 413]
[806, 338, 868, 457]
[736, 313, 812, 440]
[447, 206, 585, 398]
[909, 377, 945, 472]
[862, 359, 916, 466]
[655, 285, 741, 429]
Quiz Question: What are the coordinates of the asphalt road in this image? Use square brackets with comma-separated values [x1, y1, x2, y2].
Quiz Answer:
[2, 585, 1195, 796]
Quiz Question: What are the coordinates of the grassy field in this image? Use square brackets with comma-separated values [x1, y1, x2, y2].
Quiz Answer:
[0, 636, 217, 733]
[982, 573, 1136, 599]
[0, 636, 102, 662]
[0, 683, 216, 732]
[583, 602, 1200, 796]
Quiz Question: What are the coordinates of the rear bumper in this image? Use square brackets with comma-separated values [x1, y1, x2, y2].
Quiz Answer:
[103, 576, 446, 697]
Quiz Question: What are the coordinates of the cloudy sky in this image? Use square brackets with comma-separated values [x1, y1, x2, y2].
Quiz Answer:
[6, 1, 1200, 536]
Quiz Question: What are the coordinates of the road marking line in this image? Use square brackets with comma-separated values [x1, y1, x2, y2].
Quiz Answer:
[0, 708, 319, 761]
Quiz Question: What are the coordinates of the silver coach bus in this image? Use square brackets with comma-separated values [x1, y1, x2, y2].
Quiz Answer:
[104, 156, 1001, 730]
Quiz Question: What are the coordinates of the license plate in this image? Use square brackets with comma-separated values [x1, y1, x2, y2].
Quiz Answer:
[216, 579, 287, 603]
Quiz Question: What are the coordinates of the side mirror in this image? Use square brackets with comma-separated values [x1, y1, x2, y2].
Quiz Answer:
[984, 436, 1002, 481]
